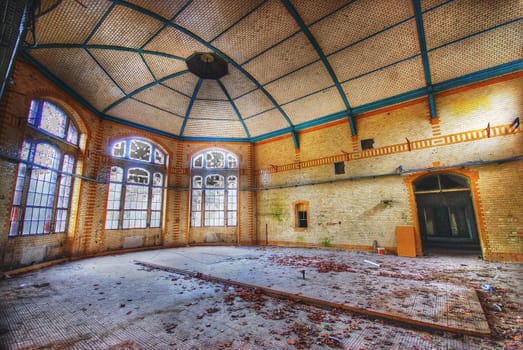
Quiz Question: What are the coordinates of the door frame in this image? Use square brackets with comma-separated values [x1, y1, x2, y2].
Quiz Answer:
[404, 169, 487, 257]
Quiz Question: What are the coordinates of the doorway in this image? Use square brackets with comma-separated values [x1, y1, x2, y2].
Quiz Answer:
[414, 173, 481, 252]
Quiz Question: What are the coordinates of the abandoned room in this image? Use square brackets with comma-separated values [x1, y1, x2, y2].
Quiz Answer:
[0, 0, 521, 349]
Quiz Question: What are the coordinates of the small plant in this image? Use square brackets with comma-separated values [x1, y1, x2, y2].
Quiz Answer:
[296, 235, 305, 243]
[319, 236, 333, 247]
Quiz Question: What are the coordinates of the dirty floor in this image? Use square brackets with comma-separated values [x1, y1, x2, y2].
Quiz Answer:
[0, 246, 521, 349]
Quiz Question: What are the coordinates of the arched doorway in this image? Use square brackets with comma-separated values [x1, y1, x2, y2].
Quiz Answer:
[414, 173, 481, 252]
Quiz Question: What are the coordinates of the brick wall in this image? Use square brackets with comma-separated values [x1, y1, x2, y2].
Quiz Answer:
[255, 72, 523, 261]
[0, 59, 521, 271]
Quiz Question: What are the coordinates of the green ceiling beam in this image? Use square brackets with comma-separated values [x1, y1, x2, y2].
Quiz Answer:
[281, 0, 356, 136]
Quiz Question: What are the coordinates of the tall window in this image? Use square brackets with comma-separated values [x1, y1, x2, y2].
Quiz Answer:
[105, 138, 166, 229]
[9, 100, 79, 236]
[191, 150, 238, 227]
[294, 201, 309, 230]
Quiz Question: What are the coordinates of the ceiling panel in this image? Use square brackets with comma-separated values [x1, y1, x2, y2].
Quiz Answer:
[310, 0, 413, 55]
[234, 89, 275, 119]
[429, 21, 522, 83]
[107, 98, 184, 135]
[133, 85, 189, 117]
[162, 73, 200, 97]
[175, 0, 264, 41]
[329, 19, 420, 82]
[343, 57, 426, 107]
[89, 49, 154, 94]
[244, 110, 291, 137]
[211, 0, 300, 64]
[183, 119, 247, 138]
[242, 33, 319, 85]
[189, 100, 238, 120]
[142, 54, 187, 80]
[264, 61, 333, 105]
[219, 66, 258, 99]
[30, 48, 125, 111]
[196, 80, 228, 100]
[289, 0, 349, 25]
[282, 87, 345, 125]
[423, 0, 521, 50]
[143, 26, 209, 59]
[87, 5, 163, 48]
[29, 0, 111, 45]
[124, 0, 187, 20]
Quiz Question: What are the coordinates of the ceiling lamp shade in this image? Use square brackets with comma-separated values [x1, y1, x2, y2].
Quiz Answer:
[186, 52, 228, 80]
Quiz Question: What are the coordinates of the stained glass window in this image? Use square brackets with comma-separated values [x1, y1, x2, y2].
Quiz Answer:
[190, 149, 238, 227]
[105, 138, 166, 230]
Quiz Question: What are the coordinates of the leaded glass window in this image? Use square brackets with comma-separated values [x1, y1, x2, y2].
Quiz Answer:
[190, 149, 238, 227]
[105, 138, 166, 229]
[27, 100, 78, 145]
[9, 142, 76, 236]
[9, 99, 80, 237]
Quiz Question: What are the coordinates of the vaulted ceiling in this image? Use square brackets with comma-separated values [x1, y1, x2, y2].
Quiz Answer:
[21, 0, 522, 145]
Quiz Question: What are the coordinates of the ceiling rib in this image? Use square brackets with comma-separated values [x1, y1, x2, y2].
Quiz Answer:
[217, 80, 251, 139]
[281, 0, 356, 136]
[27, 44, 186, 61]
[84, 48, 125, 95]
[103, 70, 189, 113]
[109, 0, 297, 146]
[209, 0, 268, 43]
[83, 3, 115, 45]
[180, 78, 203, 137]
[413, 0, 437, 119]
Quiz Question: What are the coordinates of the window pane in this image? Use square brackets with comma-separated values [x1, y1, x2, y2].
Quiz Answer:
[110, 166, 123, 182]
[193, 176, 202, 188]
[112, 141, 126, 158]
[154, 148, 165, 164]
[40, 101, 66, 138]
[206, 151, 225, 168]
[206, 175, 224, 188]
[127, 168, 150, 185]
[27, 100, 39, 126]
[227, 154, 238, 168]
[153, 173, 163, 186]
[57, 155, 74, 209]
[193, 154, 203, 168]
[205, 190, 224, 210]
[129, 139, 152, 162]
[34, 143, 60, 169]
[151, 187, 163, 211]
[66, 123, 78, 144]
[125, 185, 149, 210]
[191, 212, 201, 227]
[228, 211, 237, 226]
[192, 190, 202, 211]
[227, 176, 237, 188]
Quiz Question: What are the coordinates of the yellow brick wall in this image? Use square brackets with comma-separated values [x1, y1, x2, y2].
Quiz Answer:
[255, 72, 523, 261]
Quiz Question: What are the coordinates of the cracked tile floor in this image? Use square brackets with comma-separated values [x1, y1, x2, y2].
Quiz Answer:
[0, 246, 522, 349]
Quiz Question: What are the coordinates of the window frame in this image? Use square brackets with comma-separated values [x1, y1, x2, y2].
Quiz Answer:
[190, 149, 238, 228]
[294, 201, 309, 231]
[104, 138, 167, 230]
[9, 99, 80, 237]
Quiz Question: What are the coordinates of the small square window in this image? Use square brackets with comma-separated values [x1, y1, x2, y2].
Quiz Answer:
[334, 161, 345, 175]
[361, 138, 374, 150]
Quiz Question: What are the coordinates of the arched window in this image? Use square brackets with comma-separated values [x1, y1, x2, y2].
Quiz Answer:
[190, 150, 238, 227]
[9, 100, 79, 236]
[105, 138, 166, 229]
